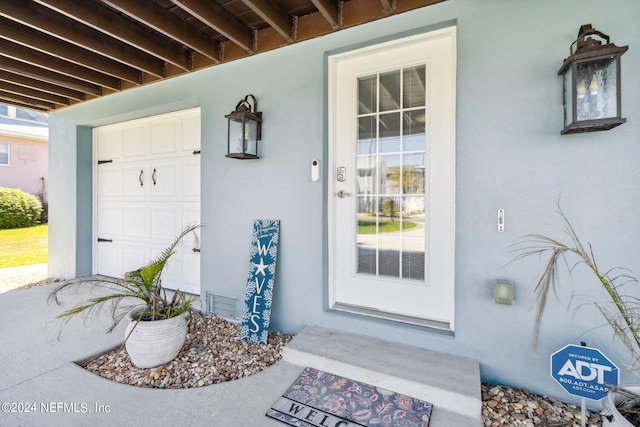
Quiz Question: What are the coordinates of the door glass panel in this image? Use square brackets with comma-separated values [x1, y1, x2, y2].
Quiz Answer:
[356, 65, 427, 281]
[358, 75, 377, 114]
[402, 196, 425, 223]
[379, 113, 401, 152]
[402, 238, 425, 280]
[379, 195, 400, 222]
[402, 154, 425, 195]
[357, 116, 376, 154]
[380, 154, 401, 195]
[357, 235, 377, 275]
[379, 71, 401, 111]
[378, 237, 401, 277]
[403, 110, 426, 151]
[356, 156, 378, 195]
[403, 66, 426, 108]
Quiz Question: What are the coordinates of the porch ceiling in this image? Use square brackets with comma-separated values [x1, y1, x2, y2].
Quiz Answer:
[0, 0, 445, 112]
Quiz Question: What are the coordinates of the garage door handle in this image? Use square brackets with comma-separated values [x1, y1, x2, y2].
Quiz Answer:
[98, 238, 113, 243]
[152, 168, 157, 186]
[139, 169, 143, 187]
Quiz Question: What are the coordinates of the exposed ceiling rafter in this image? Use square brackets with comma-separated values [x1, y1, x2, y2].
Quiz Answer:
[34, 0, 192, 71]
[310, 0, 340, 29]
[0, 0, 447, 112]
[170, 0, 254, 53]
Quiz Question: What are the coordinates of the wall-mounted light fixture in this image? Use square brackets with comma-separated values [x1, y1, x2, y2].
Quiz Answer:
[226, 94, 262, 159]
[558, 24, 628, 135]
[494, 280, 514, 305]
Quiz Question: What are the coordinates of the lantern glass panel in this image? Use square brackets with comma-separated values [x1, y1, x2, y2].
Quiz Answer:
[228, 118, 245, 155]
[244, 119, 258, 156]
[575, 57, 618, 121]
[563, 72, 573, 127]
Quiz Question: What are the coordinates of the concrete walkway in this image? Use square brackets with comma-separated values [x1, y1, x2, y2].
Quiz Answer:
[0, 263, 48, 294]
[0, 283, 482, 427]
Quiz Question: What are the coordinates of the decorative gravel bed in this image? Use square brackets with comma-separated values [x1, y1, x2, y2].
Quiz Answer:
[82, 314, 293, 388]
[482, 383, 602, 427]
[81, 313, 603, 425]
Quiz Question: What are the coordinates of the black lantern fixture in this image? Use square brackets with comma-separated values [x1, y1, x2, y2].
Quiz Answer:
[558, 24, 628, 135]
[225, 94, 262, 159]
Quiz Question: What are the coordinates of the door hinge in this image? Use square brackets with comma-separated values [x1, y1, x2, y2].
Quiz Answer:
[192, 248, 200, 253]
[98, 160, 113, 165]
[97, 238, 113, 243]
[192, 150, 201, 155]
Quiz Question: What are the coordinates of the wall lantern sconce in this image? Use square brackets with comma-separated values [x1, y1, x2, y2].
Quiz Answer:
[558, 24, 628, 135]
[494, 280, 514, 305]
[225, 94, 262, 159]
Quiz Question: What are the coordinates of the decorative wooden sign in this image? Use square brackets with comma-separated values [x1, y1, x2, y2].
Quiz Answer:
[241, 219, 280, 344]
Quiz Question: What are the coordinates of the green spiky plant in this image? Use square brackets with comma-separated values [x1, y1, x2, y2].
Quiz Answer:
[49, 224, 202, 334]
[513, 208, 640, 367]
[513, 208, 640, 423]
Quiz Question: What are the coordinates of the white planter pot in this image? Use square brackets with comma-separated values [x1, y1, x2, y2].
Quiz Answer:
[602, 385, 640, 427]
[124, 309, 188, 369]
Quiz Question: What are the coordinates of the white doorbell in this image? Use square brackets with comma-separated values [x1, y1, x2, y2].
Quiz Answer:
[311, 159, 320, 182]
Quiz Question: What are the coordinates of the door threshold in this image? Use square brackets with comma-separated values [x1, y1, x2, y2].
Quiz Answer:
[331, 302, 452, 331]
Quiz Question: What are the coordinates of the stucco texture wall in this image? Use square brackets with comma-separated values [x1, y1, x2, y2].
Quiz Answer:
[0, 135, 48, 199]
[48, 0, 640, 406]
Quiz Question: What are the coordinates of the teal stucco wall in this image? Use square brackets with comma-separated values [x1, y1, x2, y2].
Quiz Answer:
[48, 0, 640, 406]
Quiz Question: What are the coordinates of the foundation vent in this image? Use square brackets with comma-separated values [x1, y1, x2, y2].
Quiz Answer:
[205, 292, 241, 321]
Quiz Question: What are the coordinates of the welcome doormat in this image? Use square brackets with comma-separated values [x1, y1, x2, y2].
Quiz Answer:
[266, 367, 433, 427]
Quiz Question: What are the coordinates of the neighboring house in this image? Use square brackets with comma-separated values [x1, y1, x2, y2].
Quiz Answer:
[0, 105, 49, 201]
[35, 0, 640, 409]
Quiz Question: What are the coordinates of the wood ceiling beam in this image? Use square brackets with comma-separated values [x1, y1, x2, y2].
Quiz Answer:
[395, 0, 446, 13]
[0, 90, 55, 111]
[0, 56, 102, 96]
[0, 0, 445, 112]
[0, 97, 51, 112]
[170, 0, 254, 53]
[242, 0, 293, 43]
[310, 0, 340, 29]
[379, 0, 394, 14]
[0, 70, 85, 101]
[0, 0, 166, 77]
[102, 0, 220, 63]
[0, 16, 141, 84]
[0, 39, 121, 91]
[0, 80, 70, 106]
[34, 0, 192, 71]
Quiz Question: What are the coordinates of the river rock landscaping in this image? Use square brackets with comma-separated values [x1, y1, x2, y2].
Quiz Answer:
[79, 311, 603, 426]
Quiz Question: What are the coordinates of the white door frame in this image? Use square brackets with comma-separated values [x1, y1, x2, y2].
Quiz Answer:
[328, 27, 457, 330]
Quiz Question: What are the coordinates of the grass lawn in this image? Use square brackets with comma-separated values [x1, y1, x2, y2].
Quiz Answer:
[358, 219, 417, 234]
[0, 224, 48, 268]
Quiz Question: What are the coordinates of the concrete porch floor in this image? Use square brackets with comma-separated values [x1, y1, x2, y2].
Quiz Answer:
[0, 282, 482, 427]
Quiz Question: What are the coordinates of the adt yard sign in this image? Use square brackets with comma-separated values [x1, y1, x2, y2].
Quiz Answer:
[550, 344, 619, 401]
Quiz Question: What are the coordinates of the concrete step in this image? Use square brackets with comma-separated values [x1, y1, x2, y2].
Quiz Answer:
[282, 324, 482, 427]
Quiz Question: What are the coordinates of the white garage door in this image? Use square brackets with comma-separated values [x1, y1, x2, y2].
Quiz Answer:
[93, 108, 201, 295]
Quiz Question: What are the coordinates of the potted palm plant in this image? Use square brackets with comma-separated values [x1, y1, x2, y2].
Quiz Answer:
[49, 224, 202, 368]
[513, 208, 640, 426]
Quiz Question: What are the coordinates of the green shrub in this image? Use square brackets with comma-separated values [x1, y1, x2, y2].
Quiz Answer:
[0, 187, 43, 229]
[38, 201, 49, 224]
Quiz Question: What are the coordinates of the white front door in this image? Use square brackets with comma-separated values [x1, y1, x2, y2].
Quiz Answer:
[328, 28, 456, 330]
[94, 108, 201, 294]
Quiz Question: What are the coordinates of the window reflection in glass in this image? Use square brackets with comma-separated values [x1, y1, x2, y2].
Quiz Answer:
[356, 64, 427, 281]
